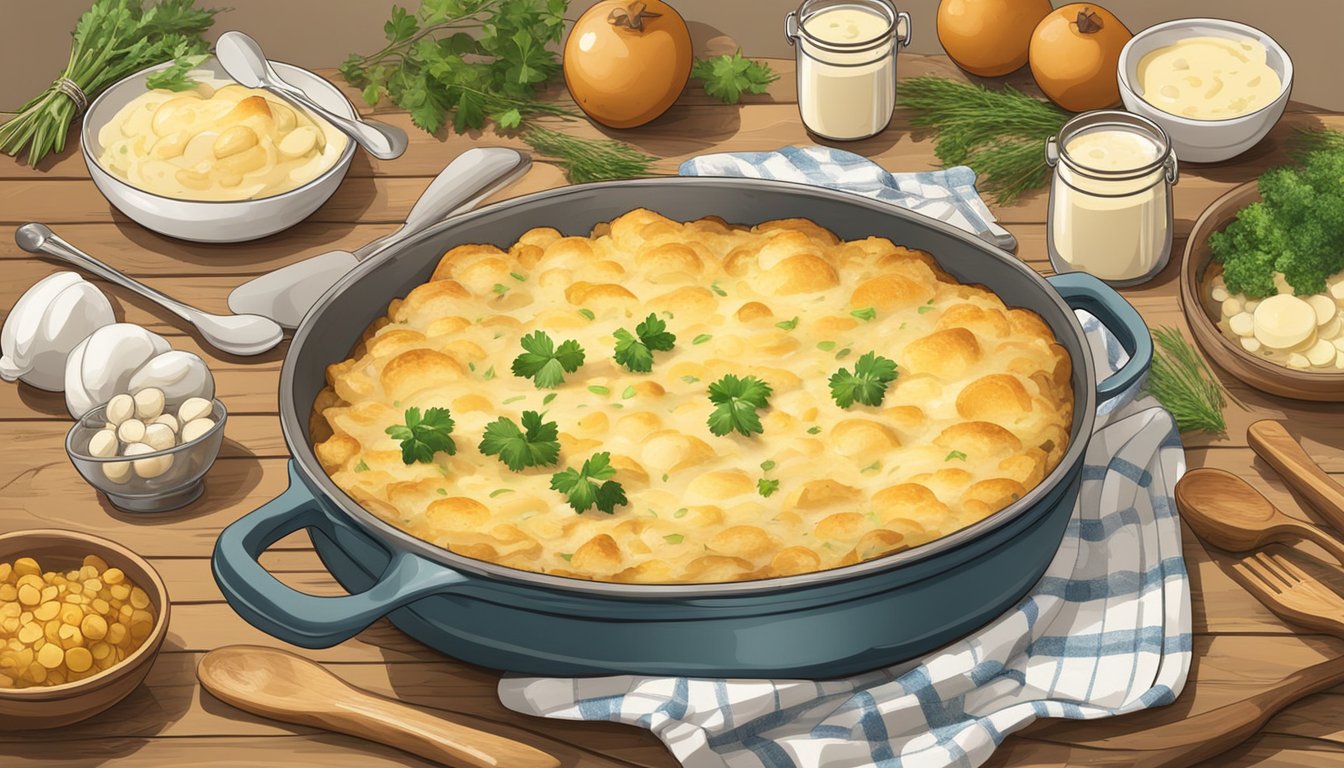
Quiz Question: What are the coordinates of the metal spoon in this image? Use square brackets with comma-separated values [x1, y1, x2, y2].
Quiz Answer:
[216, 31, 408, 161]
[15, 224, 284, 357]
[228, 146, 531, 328]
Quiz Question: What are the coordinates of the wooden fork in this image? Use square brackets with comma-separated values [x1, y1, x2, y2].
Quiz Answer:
[1232, 551, 1344, 635]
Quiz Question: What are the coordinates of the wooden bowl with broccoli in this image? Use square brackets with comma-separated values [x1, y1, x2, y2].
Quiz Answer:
[1182, 172, 1344, 401]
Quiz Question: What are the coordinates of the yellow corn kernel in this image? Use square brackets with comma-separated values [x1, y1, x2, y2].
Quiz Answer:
[90, 642, 111, 661]
[102, 568, 125, 586]
[0, 563, 11, 583]
[109, 584, 130, 601]
[33, 602, 59, 622]
[82, 555, 109, 572]
[16, 623, 41, 645]
[13, 558, 40, 578]
[80, 614, 108, 641]
[46, 668, 65, 686]
[0, 585, 15, 602]
[59, 604, 83, 626]
[39, 586, 57, 603]
[107, 623, 127, 646]
[65, 646, 93, 673]
[129, 588, 150, 610]
[24, 661, 46, 683]
[16, 584, 40, 607]
[36, 643, 63, 669]
[91, 599, 110, 615]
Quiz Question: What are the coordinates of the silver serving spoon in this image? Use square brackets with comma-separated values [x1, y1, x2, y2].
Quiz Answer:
[228, 146, 531, 329]
[215, 31, 409, 161]
[15, 224, 284, 357]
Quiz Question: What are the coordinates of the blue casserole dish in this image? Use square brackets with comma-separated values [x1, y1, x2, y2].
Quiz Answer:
[213, 178, 1151, 677]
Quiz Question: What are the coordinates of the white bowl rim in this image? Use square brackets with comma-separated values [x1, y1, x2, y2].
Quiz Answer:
[79, 55, 359, 206]
[1118, 17, 1294, 126]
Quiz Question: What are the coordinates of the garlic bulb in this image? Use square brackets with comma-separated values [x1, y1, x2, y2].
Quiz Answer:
[64, 324, 170, 417]
[128, 350, 215, 407]
[0, 272, 114, 391]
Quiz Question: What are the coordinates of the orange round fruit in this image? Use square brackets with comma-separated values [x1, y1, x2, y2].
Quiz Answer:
[563, 0, 693, 129]
[1029, 3, 1133, 112]
[937, 0, 1053, 77]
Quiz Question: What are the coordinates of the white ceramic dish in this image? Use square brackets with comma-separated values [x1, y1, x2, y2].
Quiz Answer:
[1117, 18, 1292, 164]
[80, 56, 357, 243]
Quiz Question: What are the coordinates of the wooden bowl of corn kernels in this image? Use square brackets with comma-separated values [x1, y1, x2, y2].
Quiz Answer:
[0, 529, 170, 729]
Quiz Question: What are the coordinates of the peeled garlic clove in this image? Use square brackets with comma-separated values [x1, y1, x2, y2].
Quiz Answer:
[1308, 294, 1338, 326]
[133, 387, 165, 420]
[1228, 312, 1255, 337]
[1240, 336, 1262, 354]
[116, 418, 146, 444]
[149, 131, 190, 160]
[152, 414, 180, 434]
[178, 397, 212, 424]
[143, 422, 176, 451]
[105, 394, 136, 426]
[102, 460, 132, 484]
[175, 168, 211, 190]
[1307, 338, 1338, 367]
[87, 429, 120, 459]
[124, 442, 173, 479]
[277, 126, 318, 159]
[180, 417, 216, 444]
[1254, 295, 1317, 350]
[215, 144, 268, 175]
[212, 125, 258, 159]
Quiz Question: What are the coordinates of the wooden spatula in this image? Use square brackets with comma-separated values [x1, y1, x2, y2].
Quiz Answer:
[1174, 467, 1344, 564]
[1248, 420, 1344, 532]
[197, 645, 560, 768]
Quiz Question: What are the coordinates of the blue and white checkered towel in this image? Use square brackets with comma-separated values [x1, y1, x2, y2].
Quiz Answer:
[499, 314, 1192, 768]
[678, 146, 1018, 252]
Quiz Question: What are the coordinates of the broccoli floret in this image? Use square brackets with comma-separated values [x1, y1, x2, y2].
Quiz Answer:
[1209, 148, 1344, 298]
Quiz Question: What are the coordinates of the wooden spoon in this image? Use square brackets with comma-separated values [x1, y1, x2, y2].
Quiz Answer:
[198, 646, 560, 768]
[1248, 420, 1344, 533]
[1174, 468, 1344, 564]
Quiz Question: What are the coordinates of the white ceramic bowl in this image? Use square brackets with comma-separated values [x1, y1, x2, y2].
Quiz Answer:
[80, 56, 357, 243]
[1117, 18, 1292, 163]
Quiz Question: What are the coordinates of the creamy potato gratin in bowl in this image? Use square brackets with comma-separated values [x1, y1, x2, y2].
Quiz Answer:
[96, 79, 348, 201]
[310, 210, 1074, 584]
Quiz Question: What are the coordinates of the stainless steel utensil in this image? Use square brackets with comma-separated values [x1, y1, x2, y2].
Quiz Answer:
[215, 31, 409, 161]
[15, 223, 284, 357]
[227, 146, 530, 328]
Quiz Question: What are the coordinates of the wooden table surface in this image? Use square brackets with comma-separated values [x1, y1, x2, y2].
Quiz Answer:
[6, 53, 1344, 767]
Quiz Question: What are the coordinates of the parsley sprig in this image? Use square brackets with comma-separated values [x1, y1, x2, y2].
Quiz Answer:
[386, 407, 457, 464]
[707, 375, 773, 437]
[613, 313, 677, 373]
[690, 51, 779, 104]
[551, 452, 628, 515]
[512, 330, 586, 388]
[829, 352, 899, 408]
[479, 410, 560, 471]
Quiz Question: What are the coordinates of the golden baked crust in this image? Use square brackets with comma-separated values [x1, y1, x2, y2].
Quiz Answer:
[311, 209, 1074, 584]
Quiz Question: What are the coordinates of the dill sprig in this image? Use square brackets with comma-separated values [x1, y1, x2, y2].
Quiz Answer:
[898, 76, 1070, 205]
[1146, 327, 1227, 434]
[522, 125, 656, 183]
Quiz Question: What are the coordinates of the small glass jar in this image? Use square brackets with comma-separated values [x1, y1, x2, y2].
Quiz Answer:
[785, 0, 911, 141]
[1046, 110, 1179, 287]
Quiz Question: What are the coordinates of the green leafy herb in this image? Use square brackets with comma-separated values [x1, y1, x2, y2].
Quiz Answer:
[588, 385, 610, 396]
[710, 281, 728, 297]
[578, 308, 596, 320]
[663, 533, 685, 545]
[1146, 327, 1227, 434]
[543, 392, 558, 405]
[483, 366, 496, 380]
[489, 488, 515, 498]
[693, 334, 713, 345]
[613, 313, 678, 372]
[492, 282, 509, 295]
[353, 460, 371, 473]
[339, 0, 653, 183]
[757, 478, 780, 497]
[681, 375, 700, 384]
[551, 452, 627, 514]
[850, 307, 877, 321]
[386, 407, 457, 464]
[706, 374, 773, 437]
[760, 460, 776, 472]
[775, 317, 799, 331]
[510, 271, 526, 281]
[817, 341, 837, 351]
[690, 50, 779, 104]
[945, 450, 967, 462]
[622, 385, 637, 399]
[479, 410, 560, 471]
[0, 0, 221, 166]
[502, 395, 525, 404]
[807, 426, 822, 435]
[145, 51, 208, 91]
[898, 76, 1070, 205]
[829, 352, 898, 408]
[512, 330, 585, 388]
[674, 507, 689, 518]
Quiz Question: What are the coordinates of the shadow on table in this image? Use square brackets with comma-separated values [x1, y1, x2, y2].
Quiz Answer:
[100, 439, 266, 525]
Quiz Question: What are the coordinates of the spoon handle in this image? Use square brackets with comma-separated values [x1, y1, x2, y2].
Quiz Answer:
[1282, 520, 1344, 567]
[15, 223, 197, 324]
[1249, 420, 1344, 533]
[271, 83, 407, 160]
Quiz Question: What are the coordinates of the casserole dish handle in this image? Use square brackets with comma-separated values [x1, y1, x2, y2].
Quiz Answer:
[1047, 272, 1153, 404]
[213, 462, 468, 648]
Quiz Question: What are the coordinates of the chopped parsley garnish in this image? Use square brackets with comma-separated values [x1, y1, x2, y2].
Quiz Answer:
[757, 478, 781, 497]
[483, 366, 496, 381]
[692, 333, 713, 345]
[835, 348, 852, 360]
[386, 407, 456, 465]
[436, 488, 448, 495]
[807, 425, 822, 435]
[622, 385, 637, 399]
[760, 460, 776, 472]
[706, 374, 772, 437]
[664, 534, 685, 544]
[588, 385, 610, 396]
[946, 450, 968, 462]
[674, 507, 689, 518]
[775, 317, 799, 331]
[681, 375, 700, 384]
[502, 395, 525, 404]
[489, 488, 515, 498]
[551, 452, 628, 515]
[511, 330, 585, 388]
[817, 340, 837, 351]
[850, 307, 877, 321]
[510, 272, 526, 282]
[710, 281, 728, 296]
[479, 410, 561, 471]
[492, 283, 509, 295]
[613, 313, 677, 373]
[353, 460, 370, 473]
[918, 299, 936, 314]
[861, 461, 881, 473]
[578, 308, 596, 320]
[542, 392, 558, 405]
[829, 351, 898, 408]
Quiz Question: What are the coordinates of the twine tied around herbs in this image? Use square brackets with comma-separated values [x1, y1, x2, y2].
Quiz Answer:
[53, 77, 89, 116]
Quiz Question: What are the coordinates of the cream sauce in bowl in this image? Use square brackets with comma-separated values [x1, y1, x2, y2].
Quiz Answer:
[1137, 35, 1282, 120]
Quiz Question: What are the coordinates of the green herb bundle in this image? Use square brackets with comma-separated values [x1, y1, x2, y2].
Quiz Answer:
[0, 0, 220, 166]
[339, 0, 655, 183]
[1146, 327, 1227, 434]
[898, 76, 1070, 205]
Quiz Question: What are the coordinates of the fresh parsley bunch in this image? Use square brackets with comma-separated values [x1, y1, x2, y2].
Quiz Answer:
[690, 51, 779, 104]
[512, 331, 586, 388]
[0, 0, 220, 166]
[613, 313, 676, 373]
[479, 410, 561, 470]
[551, 452, 628, 514]
[706, 374, 773, 437]
[386, 407, 458, 464]
[829, 352, 899, 408]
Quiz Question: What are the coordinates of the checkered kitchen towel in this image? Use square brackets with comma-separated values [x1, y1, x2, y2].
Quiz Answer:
[678, 146, 1018, 252]
[499, 314, 1192, 768]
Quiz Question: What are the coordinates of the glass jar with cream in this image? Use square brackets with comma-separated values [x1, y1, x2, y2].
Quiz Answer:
[1046, 111, 1179, 287]
[785, 0, 912, 141]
